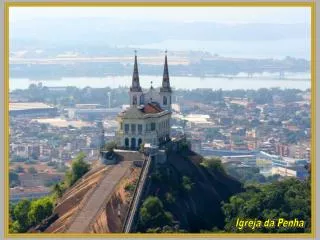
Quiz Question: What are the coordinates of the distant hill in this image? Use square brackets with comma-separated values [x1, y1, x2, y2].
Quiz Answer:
[10, 18, 310, 45]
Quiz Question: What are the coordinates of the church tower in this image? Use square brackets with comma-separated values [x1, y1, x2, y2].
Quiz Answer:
[159, 51, 172, 111]
[129, 51, 144, 106]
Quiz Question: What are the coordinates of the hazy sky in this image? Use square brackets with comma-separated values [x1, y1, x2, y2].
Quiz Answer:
[10, 7, 310, 24]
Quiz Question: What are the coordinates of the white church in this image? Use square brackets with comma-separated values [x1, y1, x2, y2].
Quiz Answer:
[115, 51, 172, 149]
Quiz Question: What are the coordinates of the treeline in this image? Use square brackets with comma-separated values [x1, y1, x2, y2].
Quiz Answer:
[177, 88, 306, 105]
[12, 84, 308, 108]
[10, 56, 309, 79]
[11, 83, 129, 107]
[9, 152, 90, 233]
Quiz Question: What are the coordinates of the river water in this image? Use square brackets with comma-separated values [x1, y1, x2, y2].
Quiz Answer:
[10, 73, 311, 91]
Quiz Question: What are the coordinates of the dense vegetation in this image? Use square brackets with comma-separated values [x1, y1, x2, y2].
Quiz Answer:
[64, 152, 90, 187]
[11, 84, 308, 110]
[11, 83, 129, 107]
[9, 152, 90, 233]
[9, 197, 54, 233]
[136, 151, 310, 233]
[200, 157, 226, 174]
[139, 196, 174, 230]
[178, 88, 305, 106]
[222, 177, 311, 233]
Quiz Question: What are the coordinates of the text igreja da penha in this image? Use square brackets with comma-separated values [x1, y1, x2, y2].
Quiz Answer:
[235, 218, 305, 231]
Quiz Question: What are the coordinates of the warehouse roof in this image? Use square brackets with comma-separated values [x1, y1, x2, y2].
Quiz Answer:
[9, 102, 55, 111]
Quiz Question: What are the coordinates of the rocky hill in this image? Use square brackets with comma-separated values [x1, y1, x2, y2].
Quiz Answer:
[136, 148, 243, 232]
[31, 148, 242, 233]
[30, 152, 144, 233]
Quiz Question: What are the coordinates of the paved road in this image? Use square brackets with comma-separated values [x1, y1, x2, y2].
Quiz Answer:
[66, 161, 131, 233]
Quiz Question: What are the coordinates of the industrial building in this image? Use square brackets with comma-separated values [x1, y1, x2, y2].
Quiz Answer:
[67, 104, 122, 121]
[9, 102, 58, 117]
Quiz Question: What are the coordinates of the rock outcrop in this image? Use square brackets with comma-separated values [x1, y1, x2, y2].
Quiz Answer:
[136, 149, 243, 232]
[36, 153, 144, 233]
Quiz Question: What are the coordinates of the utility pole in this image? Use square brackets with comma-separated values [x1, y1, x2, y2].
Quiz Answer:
[107, 92, 111, 109]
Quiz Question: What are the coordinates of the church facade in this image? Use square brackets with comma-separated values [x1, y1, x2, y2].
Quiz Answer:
[115, 52, 172, 149]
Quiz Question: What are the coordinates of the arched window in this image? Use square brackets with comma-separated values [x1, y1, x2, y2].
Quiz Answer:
[125, 138, 129, 148]
[133, 95, 137, 105]
[131, 138, 136, 149]
[140, 95, 144, 105]
[138, 138, 142, 147]
[163, 96, 167, 105]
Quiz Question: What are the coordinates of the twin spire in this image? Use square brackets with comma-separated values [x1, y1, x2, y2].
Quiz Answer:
[161, 50, 171, 92]
[130, 50, 142, 92]
[130, 50, 171, 92]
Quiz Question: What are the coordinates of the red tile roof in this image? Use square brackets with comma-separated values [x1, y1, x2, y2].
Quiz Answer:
[142, 103, 164, 114]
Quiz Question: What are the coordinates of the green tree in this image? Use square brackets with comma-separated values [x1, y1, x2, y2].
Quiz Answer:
[139, 141, 145, 152]
[12, 199, 31, 232]
[201, 157, 225, 174]
[222, 178, 311, 233]
[28, 197, 53, 226]
[9, 220, 22, 233]
[165, 192, 176, 204]
[53, 183, 64, 198]
[182, 176, 194, 192]
[139, 196, 173, 230]
[104, 141, 117, 152]
[65, 152, 90, 187]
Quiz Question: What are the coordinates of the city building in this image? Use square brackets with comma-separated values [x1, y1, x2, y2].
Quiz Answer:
[9, 102, 58, 117]
[271, 166, 308, 179]
[115, 52, 172, 149]
[67, 104, 122, 121]
[221, 154, 257, 167]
